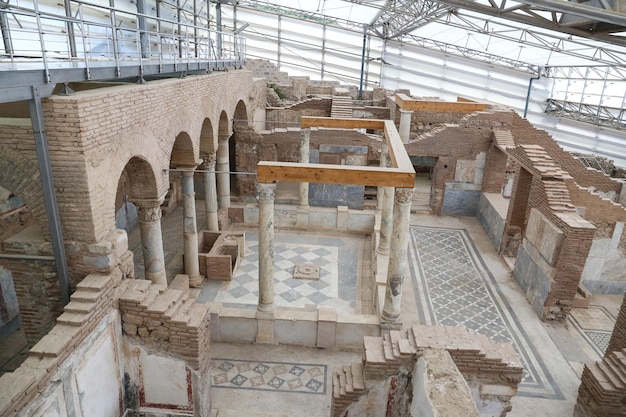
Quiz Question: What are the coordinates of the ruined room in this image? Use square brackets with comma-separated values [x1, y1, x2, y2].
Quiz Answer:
[1, 1, 626, 417]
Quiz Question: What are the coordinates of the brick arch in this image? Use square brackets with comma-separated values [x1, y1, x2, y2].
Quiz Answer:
[170, 131, 197, 168]
[0, 146, 46, 232]
[233, 100, 248, 129]
[199, 118, 215, 158]
[218, 110, 230, 141]
[99, 129, 167, 241]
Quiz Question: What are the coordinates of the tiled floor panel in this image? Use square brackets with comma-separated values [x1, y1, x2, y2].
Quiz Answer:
[409, 226, 563, 399]
[211, 359, 327, 395]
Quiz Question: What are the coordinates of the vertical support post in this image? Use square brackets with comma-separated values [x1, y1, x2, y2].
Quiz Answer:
[1, 1, 14, 56]
[358, 24, 367, 100]
[298, 128, 310, 208]
[181, 170, 202, 287]
[381, 187, 413, 326]
[109, 0, 120, 75]
[64, 0, 77, 58]
[377, 146, 393, 254]
[29, 86, 71, 305]
[176, 0, 182, 58]
[136, 0, 149, 58]
[399, 109, 413, 144]
[216, 1, 222, 58]
[134, 199, 167, 286]
[257, 183, 276, 313]
[216, 136, 230, 209]
[277, 14, 281, 68]
[203, 155, 219, 231]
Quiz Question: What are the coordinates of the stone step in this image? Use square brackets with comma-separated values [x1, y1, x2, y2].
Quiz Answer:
[70, 289, 101, 303]
[587, 363, 617, 392]
[351, 361, 365, 391]
[56, 311, 89, 327]
[171, 297, 198, 324]
[138, 287, 162, 309]
[76, 273, 113, 292]
[596, 361, 626, 390]
[63, 300, 95, 314]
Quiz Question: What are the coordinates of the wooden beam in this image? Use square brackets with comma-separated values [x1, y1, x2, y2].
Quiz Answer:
[395, 93, 489, 113]
[257, 162, 415, 188]
[258, 116, 415, 188]
[301, 116, 385, 130]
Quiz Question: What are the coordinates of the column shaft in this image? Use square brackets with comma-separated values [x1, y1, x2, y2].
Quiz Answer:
[381, 187, 413, 324]
[182, 171, 202, 287]
[257, 183, 276, 312]
[216, 137, 230, 209]
[203, 155, 219, 231]
[377, 147, 393, 254]
[299, 129, 310, 207]
[399, 109, 413, 144]
[136, 199, 167, 286]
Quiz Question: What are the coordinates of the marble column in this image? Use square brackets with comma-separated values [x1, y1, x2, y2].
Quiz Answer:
[377, 147, 394, 254]
[257, 183, 276, 312]
[181, 170, 203, 287]
[298, 128, 310, 208]
[216, 137, 230, 209]
[203, 155, 219, 231]
[381, 187, 413, 325]
[399, 109, 413, 144]
[135, 199, 167, 287]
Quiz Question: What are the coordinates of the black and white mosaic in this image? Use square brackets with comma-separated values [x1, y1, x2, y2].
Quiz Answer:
[409, 226, 563, 399]
[214, 242, 338, 308]
[211, 359, 327, 395]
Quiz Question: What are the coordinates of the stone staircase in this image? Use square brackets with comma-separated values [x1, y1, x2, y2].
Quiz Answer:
[331, 88, 354, 119]
[332, 324, 524, 417]
[576, 348, 626, 416]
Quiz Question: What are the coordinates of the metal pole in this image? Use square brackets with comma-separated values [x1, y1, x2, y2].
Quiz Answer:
[109, 0, 120, 76]
[64, 0, 77, 58]
[321, 24, 326, 80]
[524, 71, 541, 118]
[277, 14, 281, 68]
[29, 86, 71, 306]
[216, 1, 222, 58]
[0, 1, 13, 56]
[136, 0, 149, 58]
[176, 0, 182, 58]
[193, 0, 198, 58]
[358, 25, 367, 100]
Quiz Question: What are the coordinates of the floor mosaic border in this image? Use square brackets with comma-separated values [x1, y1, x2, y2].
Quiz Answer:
[569, 305, 615, 357]
[409, 226, 564, 399]
[211, 358, 327, 395]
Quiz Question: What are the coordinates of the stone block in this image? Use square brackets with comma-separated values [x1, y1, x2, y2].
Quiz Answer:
[317, 307, 337, 348]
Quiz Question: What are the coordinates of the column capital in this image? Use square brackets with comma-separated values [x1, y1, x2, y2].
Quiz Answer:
[394, 187, 413, 204]
[257, 183, 276, 203]
[202, 154, 217, 170]
[399, 109, 414, 115]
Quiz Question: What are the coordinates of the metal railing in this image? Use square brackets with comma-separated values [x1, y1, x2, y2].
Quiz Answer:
[0, 0, 245, 79]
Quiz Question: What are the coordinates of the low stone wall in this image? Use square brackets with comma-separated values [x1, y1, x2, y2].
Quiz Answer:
[209, 304, 380, 349]
[477, 192, 507, 251]
[240, 204, 376, 233]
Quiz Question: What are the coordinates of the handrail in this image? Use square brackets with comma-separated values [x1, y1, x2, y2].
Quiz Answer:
[0, 0, 245, 80]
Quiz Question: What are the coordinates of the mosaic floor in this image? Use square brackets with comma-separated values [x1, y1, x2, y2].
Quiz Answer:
[409, 226, 563, 399]
[214, 241, 338, 308]
[211, 358, 327, 395]
[569, 305, 616, 357]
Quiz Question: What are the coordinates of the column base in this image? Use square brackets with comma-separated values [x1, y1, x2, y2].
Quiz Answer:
[380, 316, 402, 331]
[256, 309, 276, 344]
[145, 270, 167, 287]
[188, 274, 205, 288]
[376, 246, 390, 256]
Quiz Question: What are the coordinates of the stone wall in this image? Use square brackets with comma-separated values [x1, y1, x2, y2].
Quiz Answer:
[0, 271, 213, 417]
[477, 193, 507, 250]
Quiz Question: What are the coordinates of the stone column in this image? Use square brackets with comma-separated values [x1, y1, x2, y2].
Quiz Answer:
[216, 136, 230, 209]
[381, 187, 413, 325]
[399, 109, 413, 144]
[203, 155, 219, 231]
[377, 147, 394, 254]
[257, 183, 276, 312]
[298, 128, 310, 207]
[135, 199, 167, 287]
[181, 170, 203, 287]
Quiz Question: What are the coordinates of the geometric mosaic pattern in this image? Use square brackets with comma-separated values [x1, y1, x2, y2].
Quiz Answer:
[214, 241, 338, 308]
[586, 331, 611, 355]
[211, 359, 327, 395]
[409, 226, 563, 399]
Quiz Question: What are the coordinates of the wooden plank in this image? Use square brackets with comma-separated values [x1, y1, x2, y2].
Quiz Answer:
[301, 116, 385, 130]
[384, 120, 413, 173]
[257, 162, 415, 188]
[395, 93, 489, 113]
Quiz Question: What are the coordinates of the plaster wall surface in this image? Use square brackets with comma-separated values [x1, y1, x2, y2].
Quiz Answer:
[477, 192, 507, 250]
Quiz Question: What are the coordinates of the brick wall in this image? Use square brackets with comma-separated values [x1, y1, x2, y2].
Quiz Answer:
[41, 71, 255, 244]
[510, 114, 622, 196]
[607, 294, 626, 355]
